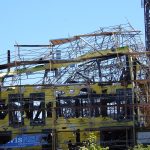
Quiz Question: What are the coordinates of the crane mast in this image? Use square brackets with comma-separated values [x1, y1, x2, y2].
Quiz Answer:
[144, 0, 150, 51]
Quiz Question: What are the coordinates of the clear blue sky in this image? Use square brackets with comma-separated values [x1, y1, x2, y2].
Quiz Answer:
[0, 0, 144, 52]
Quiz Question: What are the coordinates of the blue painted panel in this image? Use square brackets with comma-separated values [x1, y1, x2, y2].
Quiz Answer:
[0, 133, 48, 148]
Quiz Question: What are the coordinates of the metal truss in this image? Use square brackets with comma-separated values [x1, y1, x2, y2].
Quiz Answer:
[0, 23, 147, 87]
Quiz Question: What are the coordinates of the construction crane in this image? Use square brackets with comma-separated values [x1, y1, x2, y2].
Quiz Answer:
[143, 0, 150, 51]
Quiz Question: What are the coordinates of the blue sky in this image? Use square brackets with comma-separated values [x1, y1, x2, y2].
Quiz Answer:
[0, 0, 144, 52]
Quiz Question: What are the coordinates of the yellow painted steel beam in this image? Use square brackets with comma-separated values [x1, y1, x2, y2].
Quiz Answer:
[0, 46, 130, 79]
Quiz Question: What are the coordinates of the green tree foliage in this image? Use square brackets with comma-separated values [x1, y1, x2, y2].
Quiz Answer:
[79, 132, 109, 150]
[131, 144, 150, 150]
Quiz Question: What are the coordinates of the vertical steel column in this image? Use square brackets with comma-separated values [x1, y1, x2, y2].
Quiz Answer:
[144, 0, 150, 51]
[7, 50, 10, 72]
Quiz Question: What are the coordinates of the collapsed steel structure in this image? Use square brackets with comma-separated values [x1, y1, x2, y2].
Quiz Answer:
[0, 24, 149, 149]
[1, 24, 145, 85]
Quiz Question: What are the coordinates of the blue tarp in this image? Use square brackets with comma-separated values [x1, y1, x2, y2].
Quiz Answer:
[0, 133, 48, 148]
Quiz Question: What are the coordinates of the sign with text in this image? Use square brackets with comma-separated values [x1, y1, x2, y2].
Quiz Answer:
[0, 133, 48, 148]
